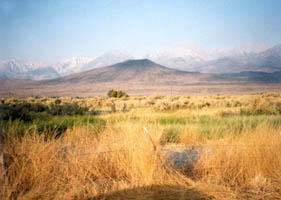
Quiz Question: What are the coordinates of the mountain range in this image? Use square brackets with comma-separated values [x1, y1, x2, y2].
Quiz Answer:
[1, 44, 281, 80]
[1, 58, 280, 97]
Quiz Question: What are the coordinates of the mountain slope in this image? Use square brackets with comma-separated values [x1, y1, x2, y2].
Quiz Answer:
[211, 71, 281, 83]
[0, 60, 60, 80]
[53, 56, 95, 76]
[40, 58, 281, 87]
[151, 44, 280, 73]
[30, 67, 60, 80]
[0, 52, 134, 80]
[81, 51, 134, 72]
[43, 59, 202, 85]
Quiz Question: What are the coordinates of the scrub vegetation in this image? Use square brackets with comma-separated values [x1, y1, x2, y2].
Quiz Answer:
[0, 92, 281, 199]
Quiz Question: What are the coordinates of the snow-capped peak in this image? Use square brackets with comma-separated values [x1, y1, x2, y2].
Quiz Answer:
[53, 56, 95, 76]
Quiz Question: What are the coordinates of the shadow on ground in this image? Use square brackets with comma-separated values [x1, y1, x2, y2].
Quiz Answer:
[89, 184, 212, 200]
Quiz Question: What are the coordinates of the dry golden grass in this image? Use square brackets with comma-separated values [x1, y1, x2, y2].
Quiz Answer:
[2, 125, 225, 200]
[2, 122, 281, 199]
[196, 125, 281, 193]
[1, 93, 281, 199]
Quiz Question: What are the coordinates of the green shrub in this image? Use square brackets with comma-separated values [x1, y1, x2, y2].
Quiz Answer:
[48, 103, 88, 115]
[0, 102, 89, 123]
[36, 120, 71, 138]
[0, 103, 48, 122]
[107, 89, 129, 98]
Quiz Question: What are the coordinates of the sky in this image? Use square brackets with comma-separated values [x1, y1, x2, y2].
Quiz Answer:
[0, 0, 281, 62]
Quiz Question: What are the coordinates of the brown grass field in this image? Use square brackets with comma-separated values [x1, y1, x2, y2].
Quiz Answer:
[0, 93, 281, 199]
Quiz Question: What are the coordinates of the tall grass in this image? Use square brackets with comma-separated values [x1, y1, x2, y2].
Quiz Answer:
[3, 124, 219, 200]
[1, 94, 281, 199]
[194, 125, 281, 199]
[2, 121, 281, 199]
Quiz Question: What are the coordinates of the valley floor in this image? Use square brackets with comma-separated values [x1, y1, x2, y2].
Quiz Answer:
[1, 80, 281, 97]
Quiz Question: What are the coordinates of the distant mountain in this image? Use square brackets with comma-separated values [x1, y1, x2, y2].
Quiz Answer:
[150, 55, 204, 71]
[145, 45, 208, 71]
[1, 58, 280, 97]
[29, 67, 60, 80]
[0, 60, 30, 79]
[44, 59, 201, 85]
[1, 43, 281, 80]
[81, 50, 134, 72]
[53, 56, 95, 76]
[0, 51, 134, 80]
[210, 43, 270, 58]
[0, 59, 60, 80]
[39, 59, 281, 87]
[255, 44, 281, 70]
[51, 51, 134, 77]
[152, 44, 281, 73]
[199, 44, 281, 73]
[145, 43, 272, 72]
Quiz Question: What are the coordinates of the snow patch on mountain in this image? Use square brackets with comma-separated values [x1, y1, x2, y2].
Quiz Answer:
[53, 56, 95, 76]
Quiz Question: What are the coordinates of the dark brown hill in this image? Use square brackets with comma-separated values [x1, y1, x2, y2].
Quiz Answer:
[41, 59, 204, 85]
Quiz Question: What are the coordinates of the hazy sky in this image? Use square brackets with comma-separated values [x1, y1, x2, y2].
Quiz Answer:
[1, 0, 281, 61]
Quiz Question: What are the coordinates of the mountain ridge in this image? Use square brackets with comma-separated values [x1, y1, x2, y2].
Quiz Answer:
[1, 44, 281, 80]
[0, 58, 280, 97]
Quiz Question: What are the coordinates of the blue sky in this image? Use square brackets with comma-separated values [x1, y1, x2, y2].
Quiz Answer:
[0, 0, 281, 61]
